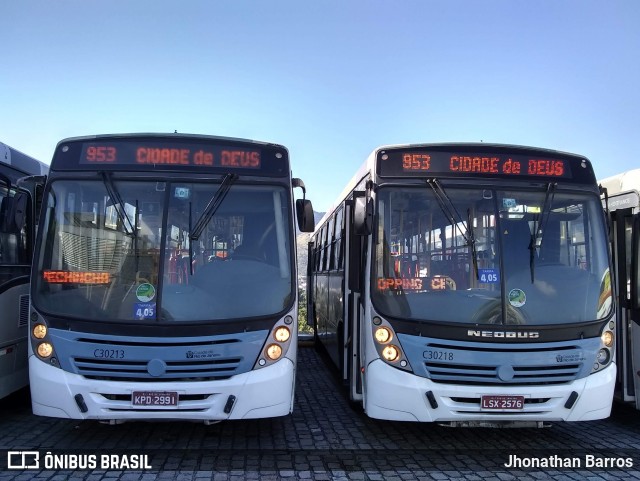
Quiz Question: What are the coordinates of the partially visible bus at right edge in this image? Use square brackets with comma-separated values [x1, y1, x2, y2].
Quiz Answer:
[599, 169, 640, 410]
[309, 143, 616, 426]
[0, 141, 48, 399]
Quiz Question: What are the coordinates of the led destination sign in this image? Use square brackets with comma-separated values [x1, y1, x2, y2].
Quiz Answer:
[377, 148, 590, 181]
[81, 143, 261, 169]
[51, 137, 289, 176]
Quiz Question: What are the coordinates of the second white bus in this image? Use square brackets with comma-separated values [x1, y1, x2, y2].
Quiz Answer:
[309, 143, 615, 426]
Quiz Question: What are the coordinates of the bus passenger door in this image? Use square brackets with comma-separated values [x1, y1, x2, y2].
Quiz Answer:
[630, 212, 640, 408]
[611, 208, 635, 405]
[345, 195, 364, 402]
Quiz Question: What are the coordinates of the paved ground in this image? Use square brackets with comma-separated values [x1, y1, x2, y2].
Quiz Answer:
[1, 346, 640, 480]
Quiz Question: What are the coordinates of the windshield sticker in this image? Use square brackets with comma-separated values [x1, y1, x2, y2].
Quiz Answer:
[478, 268, 499, 284]
[134, 302, 156, 320]
[508, 288, 526, 308]
[136, 283, 156, 302]
[502, 198, 517, 209]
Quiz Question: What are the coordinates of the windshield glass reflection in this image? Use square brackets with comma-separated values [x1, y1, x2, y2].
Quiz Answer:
[34, 179, 293, 322]
[372, 186, 611, 326]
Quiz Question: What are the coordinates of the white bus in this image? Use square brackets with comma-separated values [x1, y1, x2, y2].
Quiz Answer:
[599, 169, 640, 410]
[0, 141, 48, 399]
[27, 133, 314, 422]
[309, 143, 615, 426]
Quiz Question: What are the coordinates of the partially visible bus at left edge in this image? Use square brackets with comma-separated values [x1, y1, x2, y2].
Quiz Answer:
[27, 133, 314, 422]
[0, 141, 48, 400]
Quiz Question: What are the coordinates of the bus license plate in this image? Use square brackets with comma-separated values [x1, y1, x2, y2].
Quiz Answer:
[132, 391, 178, 407]
[481, 395, 524, 410]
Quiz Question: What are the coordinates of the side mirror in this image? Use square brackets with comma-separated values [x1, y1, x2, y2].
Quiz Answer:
[296, 199, 315, 233]
[354, 197, 373, 235]
[17, 174, 47, 190]
[0, 192, 28, 233]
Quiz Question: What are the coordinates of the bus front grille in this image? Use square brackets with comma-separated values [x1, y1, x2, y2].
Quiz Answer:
[405, 338, 594, 386]
[424, 361, 582, 385]
[72, 357, 243, 382]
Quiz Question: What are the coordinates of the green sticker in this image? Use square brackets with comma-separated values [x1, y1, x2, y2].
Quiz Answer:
[136, 283, 156, 302]
[508, 288, 526, 308]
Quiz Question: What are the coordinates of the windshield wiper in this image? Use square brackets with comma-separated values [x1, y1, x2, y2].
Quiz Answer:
[101, 172, 136, 237]
[528, 182, 557, 283]
[427, 179, 479, 280]
[190, 173, 238, 241]
[188, 201, 194, 276]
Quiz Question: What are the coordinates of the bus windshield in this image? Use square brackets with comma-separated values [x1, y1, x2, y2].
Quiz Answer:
[33, 177, 293, 322]
[372, 186, 612, 326]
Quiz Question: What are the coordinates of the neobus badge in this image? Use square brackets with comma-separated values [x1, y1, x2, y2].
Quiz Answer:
[467, 330, 540, 339]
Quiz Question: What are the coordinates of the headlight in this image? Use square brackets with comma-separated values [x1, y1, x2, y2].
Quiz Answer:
[382, 345, 400, 362]
[274, 326, 291, 342]
[33, 324, 47, 339]
[601, 331, 614, 348]
[37, 343, 53, 358]
[253, 313, 296, 370]
[370, 316, 412, 371]
[374, 327, 393, 344]
[266, 344, 282, 360]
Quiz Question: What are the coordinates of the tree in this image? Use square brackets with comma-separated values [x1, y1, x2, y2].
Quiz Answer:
[298, 287, 313, 334]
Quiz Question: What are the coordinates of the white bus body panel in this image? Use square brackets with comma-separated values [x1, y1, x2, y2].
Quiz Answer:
[364, 359, 615, 422]
[0, 286, 29, 399]
[29, 355, 295, 421]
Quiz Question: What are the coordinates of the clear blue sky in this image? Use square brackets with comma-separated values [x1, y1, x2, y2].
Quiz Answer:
[2, 1, 638, 212]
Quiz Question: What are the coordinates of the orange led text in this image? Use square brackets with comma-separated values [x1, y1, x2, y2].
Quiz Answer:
[450, 156, 499, 174]
[527, 159, 564, 177]
[403, 154, 431, 171]
[221, 150, 260, 168]
[43, 270, 111, 284]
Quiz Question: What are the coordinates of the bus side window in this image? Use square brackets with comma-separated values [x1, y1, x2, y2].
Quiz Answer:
[335, 207, 344, 270]
[328, 214, 336, 271]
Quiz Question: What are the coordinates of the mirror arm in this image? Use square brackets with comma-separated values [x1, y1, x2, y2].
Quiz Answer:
[292, 178, 307, 201]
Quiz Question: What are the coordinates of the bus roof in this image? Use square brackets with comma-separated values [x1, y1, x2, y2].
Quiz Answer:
[371, 142, 588, 158]
[599, 169, 640, 197]
[54, 132, 287, 151]
[0, 141, 49, 176]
